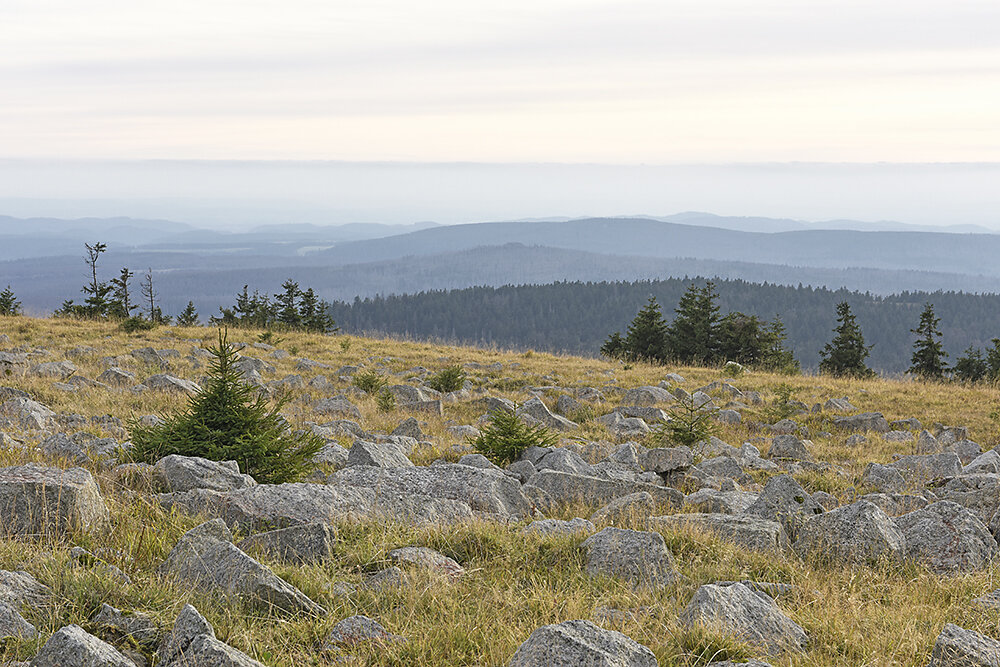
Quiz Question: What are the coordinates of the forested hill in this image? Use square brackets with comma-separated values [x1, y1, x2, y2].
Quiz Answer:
[327, 280, 1000, 373]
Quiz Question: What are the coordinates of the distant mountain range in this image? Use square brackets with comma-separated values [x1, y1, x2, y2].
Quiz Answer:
[2, 213, 999, 317]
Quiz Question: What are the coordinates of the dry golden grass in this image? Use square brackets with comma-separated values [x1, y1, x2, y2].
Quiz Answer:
[1, 315, 1000, 665]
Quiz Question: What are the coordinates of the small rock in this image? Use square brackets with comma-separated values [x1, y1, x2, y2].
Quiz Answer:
[323, 615, 406, 649]
[522, 518, 596, 537]
[680, 583, 807, 654]
[581, 527, 678, 588]
[508, 619, 656, 666]
[927, 623, 1000, 666]
[388, 546, 464, 579]
[29, 624, 135, 667]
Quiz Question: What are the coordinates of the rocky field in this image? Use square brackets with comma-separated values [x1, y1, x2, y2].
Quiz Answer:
[1, 316, 1000, 666]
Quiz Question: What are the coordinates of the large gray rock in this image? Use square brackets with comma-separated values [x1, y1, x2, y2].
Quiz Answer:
[621, 386, 675, 406]
[743, 474, 823, 539]
[30, 360, 77, 380]
[347, 439, 413, 468]
[517, 397, 578, 431]
[833, 412, 890, 433]
[861, 463, 907, 494]
[684, 489, 757, 515]
[824, 397, 855, 412]
[508, 619, 657, 667]
[860, 492, 930, 517]
[159, 481, 475, 529]
[767, 435, 813, 462]
[389, 546, 465, 579]
[590, 492, 656, 525]
[97, 367, 136, 387]
[888, 452, 962, 481]
[237, 522, 336, 564]
[525, 470, 682, 512]
[331, 463, 532, 518]
[928, 623, 1000, 666]
[642, 447, 693, 473]
[0, 464, 109, 537]
[157, 604, 265, 667]
[90, 603, 160, 651]
[581, 527, 678, 587]
[0, 601, 36, 639]
[523, 518, 596, 537]
[29, 624, 136, 667]
[937, 474, 1000, 524]
[680, 583, 808, 654]
[145, 374, 200, 395]
[649, 513, 789, 553]
[536, 448, 593, 476]
[895, 501, 998, 573]
[0, 570, 50, 607]
[965, 449, 1000, 475]
[793, 500, 904, 564]
[154, 455, 255, 493]
[159, 520, 324, 615]
[0, 397, 55, 430]
[314, 396, 362, 420]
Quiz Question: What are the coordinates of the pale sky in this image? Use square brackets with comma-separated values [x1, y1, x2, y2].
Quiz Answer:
[3, 0, 1000, 162]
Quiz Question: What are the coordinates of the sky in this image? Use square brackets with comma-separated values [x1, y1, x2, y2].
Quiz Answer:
[3, 0, 1000, 163]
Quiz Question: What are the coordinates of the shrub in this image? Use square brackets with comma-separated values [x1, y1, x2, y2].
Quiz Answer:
[257, 330, 284, 346]
[339, 338, 352, 352]
[651, 394, 718, 448]
[763, 383, 800, 422]
[375, 388, 396, 413]
[120, 317, 156, 334]
[128, 329, 323, 483]
[352, 369, 388, 395]
[471, 407, 559, 465]
[427, 365, 466, 393]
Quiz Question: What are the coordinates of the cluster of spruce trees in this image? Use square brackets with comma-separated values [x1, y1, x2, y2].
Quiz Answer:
[211, 280, 337, 333]
[600, 282, 799, 372]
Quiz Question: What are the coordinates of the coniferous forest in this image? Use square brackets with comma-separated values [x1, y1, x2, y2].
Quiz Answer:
[326, 278, 1000, 373]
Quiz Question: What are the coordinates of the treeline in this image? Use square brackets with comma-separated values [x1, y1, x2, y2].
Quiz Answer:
[327, 279, 1000, 373]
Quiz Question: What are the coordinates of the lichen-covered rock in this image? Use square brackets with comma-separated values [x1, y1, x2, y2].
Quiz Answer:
[144, 374, 200, 395]
[684, 489, 757, 515]
[0, 464, 109, 537]
[508, 619, 657, 667]
[0, 570, 50, 608]
[0, 398, 55, 430]
[888, 452, 962, 482]
[895, 501, 998, 573]
[237, 522, 336, 564]
[313, 396, 362, 419]
[833, 412, 890, 433]
[323, 615, 406, 648]
[590, 492, 656, 525]
[743, 474, 823, 539]
[389, 546, 465, 579]
[581, 527, 678, 588]
[97, 368, 136, 387]
[29, 624, 136, 667]
[517, 397, 578, 431]
[157, 604, 264, 667]
[643, 447, 694, 473]
[622, 386, 675, 406]
[680, 583, 808, 654]
[649, 513, 789, 553]
[346, 439, 413, 468]
[0, 601, 36, 639]
[525, 470, 682, 512]
[159, 520, 325, 615]
[793, 500, 904, 564]
[927, 623, 1000, 666]
[861, 463, 907, 493]
[767, 435, 814, 462]
[154, 455, 255, 493]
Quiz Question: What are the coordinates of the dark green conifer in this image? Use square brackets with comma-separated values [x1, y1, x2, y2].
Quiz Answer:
[908, 302, 948, 380]
[819, 301, 874, 377]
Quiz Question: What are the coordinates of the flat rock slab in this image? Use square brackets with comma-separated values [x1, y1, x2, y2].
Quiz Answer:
[680, 583, 807, 654]
[649, 513, 789, 553]
[0, 464, 109, 537]
[523, 518, 596, 537]
[153, 454, 255, 493]
[508, 619, 657, 667]
[159, 520, 325, 616]
[581, 527, 679, 588]
[525, 470, 682, 513]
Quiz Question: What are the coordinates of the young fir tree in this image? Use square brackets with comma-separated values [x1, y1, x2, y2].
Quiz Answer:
[819, 301, 874, 378]
[664, 282, 720, 364]
[176, 301, 200, 327]
[129, 329, 322, 483]
[953, 346, 987, 383]
[0, 285, 21, 316]
[621, 296, 669, 363]
[275, 279, 302, 327]
[908, 302, 948, 380]
[109, 267, 137, 319]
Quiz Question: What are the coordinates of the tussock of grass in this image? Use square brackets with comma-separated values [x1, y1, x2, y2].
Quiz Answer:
[1, 315, 1000, 665]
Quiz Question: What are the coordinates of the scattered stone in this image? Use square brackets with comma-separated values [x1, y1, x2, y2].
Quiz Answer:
[824, 397, 855, 412]
[621, 386, 675, 406]
[90, 603, 160, 650]
[156, 603, 265, 666]
[767, 435, 813, 462]
[0, 570, 50, 607]
[895, 501, 998, 573]
[883, 430, 913, 443]
[965, 449, 1000, 475]
[0, 601, 36, 639]
[363, 566, 407, 591]
[0, 464, 109, 537]
[845, 434, 868, 447]
[888, 452, 962, 481]
[517, 397, 578, 431]
[769, 419, 800, 435]
[581, 527, 678, 588]
[314, 396, 362, 420]
[590, 492, 656, 525]
[680, 583, 808, 654]
[237, 522, 336, 564]
[793, 500, 904, 564]
[144, 374, 200, 395]
[0, 398, 55, 430]
[861, 463, 906, 493]
[642, 447, 694, 474]
[743, 474, 823, 539]
[391, 417, 423, 439]
[684, 489, 757, 515]
[508, 619, 657, 667]
[525, 470, 682, 512]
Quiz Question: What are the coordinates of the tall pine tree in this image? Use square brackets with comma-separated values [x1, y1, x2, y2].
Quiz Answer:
[908, 302, 947, 380]
[664, 281, 720, 364]
[819, 301, 874, 377]
[618, 296, 669, 363]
